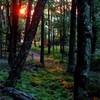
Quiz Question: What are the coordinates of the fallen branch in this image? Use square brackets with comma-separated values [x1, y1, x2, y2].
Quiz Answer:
[0, 87, 37, 100]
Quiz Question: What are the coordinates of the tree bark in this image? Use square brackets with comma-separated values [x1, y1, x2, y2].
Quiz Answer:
[8, 0, 19, 66]
[74, 0, 92, 99]
[68, 0, 76, 72]
[24, 0, 32, 35]
[47, 3, 51, 55]
[0, 4, 3, 58]
[90, 0, 97, 70]
[40, 13, 44, 65]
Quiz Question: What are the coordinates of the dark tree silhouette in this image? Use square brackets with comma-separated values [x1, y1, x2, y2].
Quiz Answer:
[68, 0, 76, 72]
[74, 0, 92, 99]
[48, 2, 51, 55]
[90, 0, 97, 69]
[6, 0, 48, 87]
[59, 0, 64, 61]
[40, 12, 45, 65]
[8, 0, 19, 66]
[24, 0, 32, 36]
[0, 5, 3, 58]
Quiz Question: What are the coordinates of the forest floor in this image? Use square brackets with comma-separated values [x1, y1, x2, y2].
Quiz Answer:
[0, 51, 100, 100]
[0, 53, 74, 100]
[20, 52, 74, 100]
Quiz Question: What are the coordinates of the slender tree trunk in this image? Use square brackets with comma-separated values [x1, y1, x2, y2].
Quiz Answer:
[5, 0, 47, 87]
[68, 0, 76, 72]
[24, 0, 32, 35]
[8, 0, 19, 66]
[90, 0, 97, 69]
[52, 27, 55, 55]
[59, 0, 63, 61]
[17, 0, 22, 43]
[50, 13, 53, 53]
[0, 4, 2, 58]
[6, 0, 13, 59]
[48, 3, 51, 54]
[40, 12, 44, 65]
[62, 0, 66, 56]
[74, 0, 92, 99]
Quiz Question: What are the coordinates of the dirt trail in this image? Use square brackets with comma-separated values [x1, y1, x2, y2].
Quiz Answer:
[27, 52, 40, 63]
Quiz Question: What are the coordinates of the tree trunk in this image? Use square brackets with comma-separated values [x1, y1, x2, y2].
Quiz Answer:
[0, 4, 3, 58]
[6, 0, 12, 52]
[24, 0, 32, 35]
[74, 0, 92, 99]
[62, 0, 66, 57]
[68, 0, 76, 72]
[5, 0, 48, 87]
[52, 27, 55, 55]
[8, 0, 19, 66]
[40, 13, 44, 65]
[48, 4, 51, 55]
[90, 0, 97, 70]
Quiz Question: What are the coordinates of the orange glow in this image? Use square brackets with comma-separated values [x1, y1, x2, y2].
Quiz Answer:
[19, 7, 26, 15]
[19, 4, 34, 18]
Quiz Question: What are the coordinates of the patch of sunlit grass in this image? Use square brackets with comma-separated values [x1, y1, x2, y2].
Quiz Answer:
[60, 79, 74, 89]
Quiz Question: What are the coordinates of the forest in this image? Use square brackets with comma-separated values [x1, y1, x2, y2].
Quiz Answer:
[0, 0, 100, 100]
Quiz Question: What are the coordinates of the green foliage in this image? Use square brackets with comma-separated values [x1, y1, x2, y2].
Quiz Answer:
[26, 59, 35, 65]
[32, 46, 68, 62]
[92, 56, 100, 71]
[15, 67, 73, 100]
[88, 72, 100, 96]
[0, 70, 8, 80]
[31, 46, 41, 53]
[0, 63, 8, 81]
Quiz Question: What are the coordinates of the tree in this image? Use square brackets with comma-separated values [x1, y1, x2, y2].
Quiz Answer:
[5, 0, 48, 87]
[59, 0, 64, 61]
[8, 0, 19, 66]
[74, 0, 92, 99]
[40, 12, 44, 65]
[68, 0, 76, 72]
[0, 3, 3, 58]
[0, 1, 9, 58]
[24, 0, 32, 36]
[90, 0, 97, 69]
[91, 0, 96, 54]
[47, 1, 51, 55]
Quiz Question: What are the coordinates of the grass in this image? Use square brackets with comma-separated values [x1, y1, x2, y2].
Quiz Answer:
[0, 64, 8, 81]
[16, 67, 73, 100]
[31, 46, 69, 62]
[0, 47, 72, 100]
[0, 55, 100, 99]
[0, 47, 100, 99]
[16, 56, 73, 100]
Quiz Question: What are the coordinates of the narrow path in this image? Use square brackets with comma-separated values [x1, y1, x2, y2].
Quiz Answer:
[27, 51, 40, 63]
